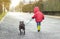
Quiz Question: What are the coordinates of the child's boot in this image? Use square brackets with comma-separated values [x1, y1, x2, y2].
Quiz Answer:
[37, 26, 40, 32]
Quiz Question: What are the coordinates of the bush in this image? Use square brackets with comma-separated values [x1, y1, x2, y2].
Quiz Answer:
[22, 1, 43, 12]
[34, 1, 43, 11]
[22, 4, 34, 12]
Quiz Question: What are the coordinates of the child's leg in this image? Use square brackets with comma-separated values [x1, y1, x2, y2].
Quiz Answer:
[37, 22, 41, 32]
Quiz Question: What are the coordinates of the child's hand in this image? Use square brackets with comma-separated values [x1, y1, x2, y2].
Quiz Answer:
[32, 17, 34, 19]
[43, 17, 44, 20]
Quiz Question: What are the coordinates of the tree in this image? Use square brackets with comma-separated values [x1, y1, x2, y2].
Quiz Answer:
[0, 0, 11, 11]
[15, 2, 24, 12]
[0, 3, 2, 14]
[22, 4, 34, 12]
[22, 1, 43, 12]
[44, 0, 60, 11]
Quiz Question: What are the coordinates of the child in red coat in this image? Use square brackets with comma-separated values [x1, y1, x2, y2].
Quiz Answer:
[32, 7, 44, 32]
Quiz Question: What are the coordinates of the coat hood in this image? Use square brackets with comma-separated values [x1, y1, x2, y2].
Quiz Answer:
[34, 7, 40, 14]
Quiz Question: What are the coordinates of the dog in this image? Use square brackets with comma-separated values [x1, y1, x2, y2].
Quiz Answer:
[19, 21, 25, 35]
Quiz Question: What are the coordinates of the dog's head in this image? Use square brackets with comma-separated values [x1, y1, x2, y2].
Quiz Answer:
[20, 21, 24, 24]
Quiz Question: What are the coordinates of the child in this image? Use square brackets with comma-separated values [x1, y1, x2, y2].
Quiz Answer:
[32, 6, 44, 32]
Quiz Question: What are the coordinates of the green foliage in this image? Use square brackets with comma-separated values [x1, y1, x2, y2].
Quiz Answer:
[34, 1, 43, 11]
[0, 12, 6, 20]
[0, 0, 11, 11]
[22, 4, 34, 12]
[0, 0, 10, 20]
[0, 4, 3, 14]
[22, 1, 43, 12]
[44, 0, 60, 11]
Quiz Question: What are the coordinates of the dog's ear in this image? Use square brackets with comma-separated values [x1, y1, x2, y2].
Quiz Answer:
[21, 21, 24, 23]
[20, 21, 22, 24]
[22, 21, 24, 23]
[20, 21, 24, 24]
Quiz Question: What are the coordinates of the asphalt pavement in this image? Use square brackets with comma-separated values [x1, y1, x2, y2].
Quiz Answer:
[0, 12, 60, 39]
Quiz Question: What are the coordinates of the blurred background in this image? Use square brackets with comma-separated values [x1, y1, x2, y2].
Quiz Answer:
[0, 0, 60, 39]
[0, 0, 60, 20]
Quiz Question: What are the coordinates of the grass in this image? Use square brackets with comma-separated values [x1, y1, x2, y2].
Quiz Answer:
[0, 12, 6, 21]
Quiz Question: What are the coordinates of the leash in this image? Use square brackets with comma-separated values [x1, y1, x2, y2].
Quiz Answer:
[25, 19, 32, 25]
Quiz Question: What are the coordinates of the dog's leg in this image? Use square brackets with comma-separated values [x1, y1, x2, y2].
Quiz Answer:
[24, 30, 25, 35]
[20, 29, 21, 35]
[24, 28, 25, 35]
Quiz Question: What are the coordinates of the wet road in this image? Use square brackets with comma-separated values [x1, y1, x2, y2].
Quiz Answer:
[0, 12, 60, 39]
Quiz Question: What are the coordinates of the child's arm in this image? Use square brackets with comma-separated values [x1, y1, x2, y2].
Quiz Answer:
[32, 14, 35, 19]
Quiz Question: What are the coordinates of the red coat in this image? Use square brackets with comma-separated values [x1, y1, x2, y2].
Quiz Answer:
[32, 7, 44, 22]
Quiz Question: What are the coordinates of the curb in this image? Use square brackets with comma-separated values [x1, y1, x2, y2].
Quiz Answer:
[47, 15, 60, 19]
